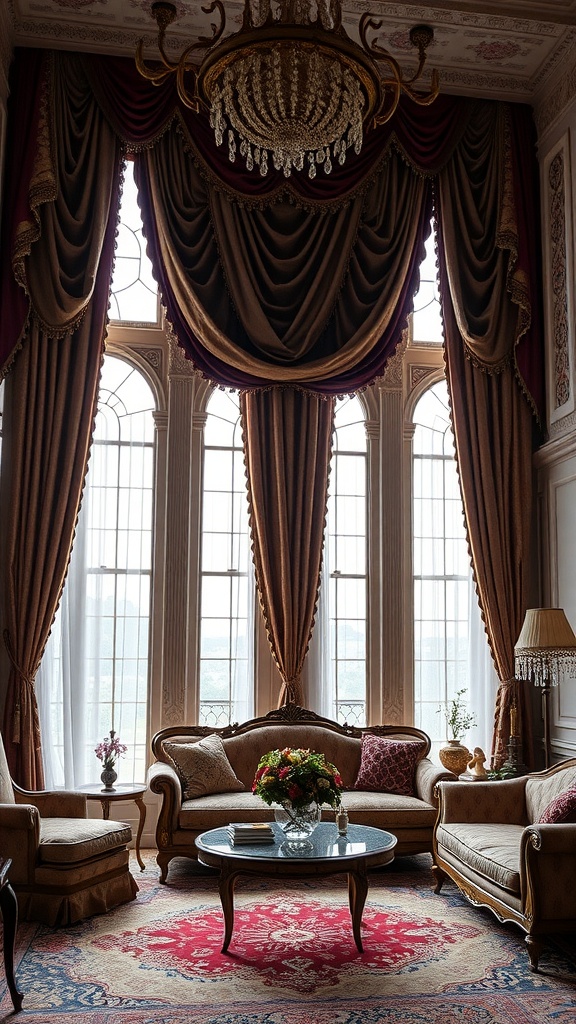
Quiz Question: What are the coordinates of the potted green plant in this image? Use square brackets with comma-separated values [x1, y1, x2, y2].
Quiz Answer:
[437, 689, 477, 774]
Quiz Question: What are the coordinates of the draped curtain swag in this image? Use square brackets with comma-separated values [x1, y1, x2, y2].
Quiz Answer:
[0, 49, 543, 784]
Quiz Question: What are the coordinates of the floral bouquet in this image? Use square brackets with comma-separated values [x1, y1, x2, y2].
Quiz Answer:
[95, 729, 127, 770]
[252, 747, 343, 810]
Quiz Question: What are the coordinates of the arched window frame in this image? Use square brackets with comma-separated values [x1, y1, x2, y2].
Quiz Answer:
[37, 348, 162, 787]
[409, 375, 471, 755]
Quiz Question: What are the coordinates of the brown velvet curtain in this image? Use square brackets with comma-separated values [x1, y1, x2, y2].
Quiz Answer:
[1, 54, 122, 786]
[437, 103, 535, 767]
[240, 388, 335, 705]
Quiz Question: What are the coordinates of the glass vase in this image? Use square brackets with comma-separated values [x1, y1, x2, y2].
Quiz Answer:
[274, 801, 321, 849]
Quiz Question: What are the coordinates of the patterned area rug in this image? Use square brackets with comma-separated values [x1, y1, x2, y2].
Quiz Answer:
[2, 853, 575, 1023]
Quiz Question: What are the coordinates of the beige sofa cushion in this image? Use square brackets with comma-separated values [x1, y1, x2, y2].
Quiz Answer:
[178, 788, 437, 832]
[436, 822, 524, 894]
[165, 734, 245, 799]
[39, 818, 133, 864]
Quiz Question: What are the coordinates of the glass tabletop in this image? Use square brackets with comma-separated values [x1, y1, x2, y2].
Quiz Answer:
[195, 822, 397, 862]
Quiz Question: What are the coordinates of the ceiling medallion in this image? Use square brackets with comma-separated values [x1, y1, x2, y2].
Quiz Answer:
[136, 0, 439, 179]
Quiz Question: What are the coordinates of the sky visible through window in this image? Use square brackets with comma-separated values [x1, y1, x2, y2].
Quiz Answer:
[108, 161, 159, 324]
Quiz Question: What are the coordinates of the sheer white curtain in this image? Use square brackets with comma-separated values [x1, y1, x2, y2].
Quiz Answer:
[304, 563, 332, 719]
[230, 557, 255, 724]
[36, 491, 90, 789]
[467, 574, 500, 762]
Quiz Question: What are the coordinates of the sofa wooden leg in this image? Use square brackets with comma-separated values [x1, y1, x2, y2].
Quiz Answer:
[431, 863, 446, 894]
[525, 934, 543, 972]
[157, 853, 171, 884]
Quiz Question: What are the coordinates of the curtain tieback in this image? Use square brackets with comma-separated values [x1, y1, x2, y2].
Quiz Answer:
[3, 629, 34, 687]
[283, 677, 300, 704]
[3, 629, 37, 742]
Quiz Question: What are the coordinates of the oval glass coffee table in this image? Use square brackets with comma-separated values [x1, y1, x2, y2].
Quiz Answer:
[195, 822, 397, 954]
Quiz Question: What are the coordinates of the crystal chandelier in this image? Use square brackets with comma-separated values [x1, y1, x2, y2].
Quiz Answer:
[136, 1, 439, 179]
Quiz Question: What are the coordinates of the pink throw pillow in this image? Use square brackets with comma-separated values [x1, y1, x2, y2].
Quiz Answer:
[353, 734, 425, 796]
[538, 788, 576, 824]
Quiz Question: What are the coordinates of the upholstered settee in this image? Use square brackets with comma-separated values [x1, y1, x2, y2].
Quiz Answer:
[147, 704, 455, 883]
[432, 758, 576, 971]
[0, 732, 138, 926]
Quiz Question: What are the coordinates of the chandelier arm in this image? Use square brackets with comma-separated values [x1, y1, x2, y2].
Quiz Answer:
[401, 52, 427, 88]
[135, 41, 177, 84]
[400, 72, 440, 106]
[372, 79, 402, 127]
[359, 14, 389, 61]
[177, 61, 210, 112]
[198, 2, 226, 48]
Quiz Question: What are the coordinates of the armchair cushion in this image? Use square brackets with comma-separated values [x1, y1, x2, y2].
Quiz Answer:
[538, 788, 576, 824]
[39, 818, 133, 864]
[164, 733, 245, 799]
[353, 734, 425, 796]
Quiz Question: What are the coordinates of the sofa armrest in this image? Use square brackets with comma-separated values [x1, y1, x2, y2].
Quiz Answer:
[435, 776, 528, 825]
[523, 822, 576, 856]
[0, 803, 41, 884]
[520, 823, 576, 924]
[415, 759, 456, 805]
[14, 788, 87, 817]
[147, 761, 181, 841]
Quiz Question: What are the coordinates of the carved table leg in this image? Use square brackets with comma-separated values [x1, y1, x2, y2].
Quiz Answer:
[348, 868, 369, 953]
[0, 866, 24, 1013]
[134, 796, 147, 871]
[218, 864, 238, 954]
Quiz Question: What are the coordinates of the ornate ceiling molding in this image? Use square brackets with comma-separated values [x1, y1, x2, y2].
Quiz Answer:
[6, 1, 575, 103]
[534, 50, 576, 136]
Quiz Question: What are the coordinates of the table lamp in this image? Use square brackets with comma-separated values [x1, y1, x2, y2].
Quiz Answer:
[514, 607, 576, 768]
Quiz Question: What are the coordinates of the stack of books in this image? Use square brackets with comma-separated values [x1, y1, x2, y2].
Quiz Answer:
[227, 822, 275, 845]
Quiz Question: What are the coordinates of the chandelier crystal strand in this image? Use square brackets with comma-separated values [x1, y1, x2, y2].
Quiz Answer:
[136, 1, 440, 178]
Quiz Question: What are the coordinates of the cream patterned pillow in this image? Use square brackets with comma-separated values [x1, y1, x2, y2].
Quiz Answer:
[163, 734, 245, 799]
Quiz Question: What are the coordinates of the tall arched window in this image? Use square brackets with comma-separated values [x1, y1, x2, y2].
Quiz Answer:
[319, 394, 368, 725]
[412, 379, 471, 753]
[198, 389, 254, 726]
[37, 355, 156, 787]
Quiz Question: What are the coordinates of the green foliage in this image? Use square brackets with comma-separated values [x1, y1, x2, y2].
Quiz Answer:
[438, 688, 477, 740]
[252, 747, 344, 810]
[488, 763, 517, 781]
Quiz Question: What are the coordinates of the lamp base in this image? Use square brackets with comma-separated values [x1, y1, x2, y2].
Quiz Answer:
[505, 735, 528, 777]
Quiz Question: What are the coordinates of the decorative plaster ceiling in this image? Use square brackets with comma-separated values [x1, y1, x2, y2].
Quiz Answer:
[6, 0, 576, 101]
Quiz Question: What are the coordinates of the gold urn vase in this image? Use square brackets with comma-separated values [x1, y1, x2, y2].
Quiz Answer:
[439, 739, 471, 776]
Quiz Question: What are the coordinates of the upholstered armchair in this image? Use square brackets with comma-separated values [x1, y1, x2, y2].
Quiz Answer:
[432, 759, 576, 971]
[0, 732, 138, 926]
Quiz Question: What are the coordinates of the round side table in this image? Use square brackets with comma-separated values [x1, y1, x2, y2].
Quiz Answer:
[78, 783, 147, 871]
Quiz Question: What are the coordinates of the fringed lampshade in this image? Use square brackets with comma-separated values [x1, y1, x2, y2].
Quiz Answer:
[514, 607, 576, 766]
